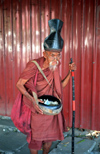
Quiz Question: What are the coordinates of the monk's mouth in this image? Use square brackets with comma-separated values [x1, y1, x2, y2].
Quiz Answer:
[49, 60, 59, 66]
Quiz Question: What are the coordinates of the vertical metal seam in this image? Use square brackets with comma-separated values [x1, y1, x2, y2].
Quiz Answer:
[60, 0, 62, 20]
[30, 0, 32, 58]
[88, 0, 92, 129]
[71, 0, 74, 58]
[11, 0, 13, 57]
[50, 0, 51, 20]
[20, 0, 22, 70]
[2, 3, 5, 53]
[80, 0, 85, 128]
[91, 0, 97, 130]
[11, 0, 15, 104]
[39, 0, 41, 56]
[3, 1, 7, 115]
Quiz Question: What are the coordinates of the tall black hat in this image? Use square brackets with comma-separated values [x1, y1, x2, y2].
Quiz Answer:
[43, 19, 64, 52]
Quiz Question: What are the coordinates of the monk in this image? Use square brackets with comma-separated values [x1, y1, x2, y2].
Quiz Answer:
[16, 19, 76, 154]
[16, 50, 76, 154]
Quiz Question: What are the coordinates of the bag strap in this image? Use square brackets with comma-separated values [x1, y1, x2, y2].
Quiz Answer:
[32, 60, 50, 86]
[32, 60, 61, 101]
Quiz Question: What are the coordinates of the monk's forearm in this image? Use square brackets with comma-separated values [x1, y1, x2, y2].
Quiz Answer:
[16, 79, 44, 114]
[62, 71, 71, 88]
[24, 91, 35, 104]
[16, 83, 35, 104]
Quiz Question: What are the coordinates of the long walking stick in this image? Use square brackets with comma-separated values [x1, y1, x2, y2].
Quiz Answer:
[70, 58, 75, 154]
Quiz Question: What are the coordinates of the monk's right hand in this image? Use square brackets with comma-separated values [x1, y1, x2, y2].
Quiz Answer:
[32, 101, 43, 114]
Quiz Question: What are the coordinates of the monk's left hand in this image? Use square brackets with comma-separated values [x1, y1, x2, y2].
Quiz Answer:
[69, 62, 77, 72]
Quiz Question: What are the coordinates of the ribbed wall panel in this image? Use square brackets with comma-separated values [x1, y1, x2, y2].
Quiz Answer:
[0, 0, 100, 130]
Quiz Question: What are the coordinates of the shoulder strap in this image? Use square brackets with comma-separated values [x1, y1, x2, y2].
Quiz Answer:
[32, 60, 50, 86]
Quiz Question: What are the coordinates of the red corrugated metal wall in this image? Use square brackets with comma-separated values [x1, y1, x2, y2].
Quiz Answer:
[0, 0, 100, 130]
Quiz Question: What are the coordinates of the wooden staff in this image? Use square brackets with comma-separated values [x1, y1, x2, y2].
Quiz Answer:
[70, 58, 75, 154]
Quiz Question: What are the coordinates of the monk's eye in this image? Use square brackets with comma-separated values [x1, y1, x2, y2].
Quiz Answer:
[51, 54, 55, 57]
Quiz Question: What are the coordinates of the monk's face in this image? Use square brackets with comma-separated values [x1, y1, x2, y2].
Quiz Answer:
[44, 51, 61, 71]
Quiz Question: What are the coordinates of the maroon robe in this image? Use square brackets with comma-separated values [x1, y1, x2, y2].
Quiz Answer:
[20, 57, 66, 141]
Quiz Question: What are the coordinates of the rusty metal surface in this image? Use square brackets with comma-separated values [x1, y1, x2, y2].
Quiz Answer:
[0, 0, 100, 130]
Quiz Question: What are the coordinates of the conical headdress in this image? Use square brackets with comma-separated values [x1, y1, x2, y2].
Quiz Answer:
[43, 19, 64, 51]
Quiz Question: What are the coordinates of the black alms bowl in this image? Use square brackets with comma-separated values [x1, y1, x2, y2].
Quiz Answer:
[38, 95, 62, 115]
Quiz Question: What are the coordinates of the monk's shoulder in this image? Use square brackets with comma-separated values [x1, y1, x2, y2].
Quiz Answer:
[26, 59, 37, 68]
[26, 57, 44, 69]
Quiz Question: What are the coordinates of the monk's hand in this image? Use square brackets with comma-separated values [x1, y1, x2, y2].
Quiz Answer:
[38, 99, 44, 103]
[32, 100, 43, 114]
[69, 62, 77, 72]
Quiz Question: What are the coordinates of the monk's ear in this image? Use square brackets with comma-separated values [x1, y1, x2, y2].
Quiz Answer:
[43, 51, 47, 58]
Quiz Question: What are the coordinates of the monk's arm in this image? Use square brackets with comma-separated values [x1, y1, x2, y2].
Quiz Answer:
[61, 70, 71, 88]
[16, 79, 36, 103]
[16, 79, 43, 114]
[61, 62, 76, 88]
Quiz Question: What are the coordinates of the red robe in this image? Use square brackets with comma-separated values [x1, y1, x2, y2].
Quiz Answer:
[20, 57, 66, 141]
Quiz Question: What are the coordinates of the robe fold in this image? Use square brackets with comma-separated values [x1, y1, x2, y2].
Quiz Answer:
[19, 57, 66, 141]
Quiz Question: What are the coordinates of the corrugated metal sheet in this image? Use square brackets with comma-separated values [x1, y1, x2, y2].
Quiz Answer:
[0, 0, 100, 130]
